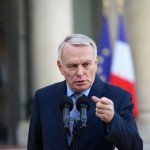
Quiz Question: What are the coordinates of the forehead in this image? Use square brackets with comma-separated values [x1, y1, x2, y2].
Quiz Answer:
[61, 43, 95, 64]
[62, 43, 94, 56]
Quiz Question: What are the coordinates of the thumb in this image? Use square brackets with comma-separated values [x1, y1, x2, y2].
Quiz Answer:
[91, 96, 100, 103]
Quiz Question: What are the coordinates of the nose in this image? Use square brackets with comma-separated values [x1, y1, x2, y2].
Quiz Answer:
[76, 65, 84, 76]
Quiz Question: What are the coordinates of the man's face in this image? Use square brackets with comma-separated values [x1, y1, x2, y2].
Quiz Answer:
[57, 43, 98, 92]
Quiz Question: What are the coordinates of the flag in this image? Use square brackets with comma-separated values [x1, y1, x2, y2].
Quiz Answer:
[97, 15, 112, 82]
[110, 15, 138, 118]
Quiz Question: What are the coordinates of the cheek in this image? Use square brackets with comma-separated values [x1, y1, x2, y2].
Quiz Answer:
[64, 70, 75, 79]
[93, 65, 98, 74]
[89, 66, 97, 78]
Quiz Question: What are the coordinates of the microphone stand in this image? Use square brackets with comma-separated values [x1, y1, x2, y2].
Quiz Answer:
[72, 119, 78, 150]
[70, 118, 87, 150]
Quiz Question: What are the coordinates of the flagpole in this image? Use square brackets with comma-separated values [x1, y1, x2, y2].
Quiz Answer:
[102, 0, 110, 16]
[116, 0, 124, 15]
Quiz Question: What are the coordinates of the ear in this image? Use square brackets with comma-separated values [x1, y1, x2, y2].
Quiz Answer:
[57, 60, 64, 75]
[95, 56, 98, 71]
[95, 56, 98, 65]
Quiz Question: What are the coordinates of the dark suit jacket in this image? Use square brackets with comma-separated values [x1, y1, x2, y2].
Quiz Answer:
[27, 76, 143, 150]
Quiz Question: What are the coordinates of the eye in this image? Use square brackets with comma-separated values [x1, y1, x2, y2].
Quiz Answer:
[67, 64, 78, 70]
[83, 63, 90, 68]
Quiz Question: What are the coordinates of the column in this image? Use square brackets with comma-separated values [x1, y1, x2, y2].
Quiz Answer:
[125, 0, 150, 149]
[31, 0, 73, 93]
[17, 0, 73, 146]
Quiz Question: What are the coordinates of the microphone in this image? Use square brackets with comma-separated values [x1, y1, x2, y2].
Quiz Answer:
[76, 95, 90, 128]
[59, 96, 73, 137]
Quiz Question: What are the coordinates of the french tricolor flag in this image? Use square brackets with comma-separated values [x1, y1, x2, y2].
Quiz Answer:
[110, 15, 138, 118]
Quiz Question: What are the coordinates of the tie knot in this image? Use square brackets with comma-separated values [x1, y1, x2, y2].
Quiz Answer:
[74, 92, 83, 100]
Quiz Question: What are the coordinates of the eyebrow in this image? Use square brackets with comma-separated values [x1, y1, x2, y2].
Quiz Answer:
[67, 59, 93, 65]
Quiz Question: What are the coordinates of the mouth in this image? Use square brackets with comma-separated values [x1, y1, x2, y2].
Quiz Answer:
[75, 80, 86, 85]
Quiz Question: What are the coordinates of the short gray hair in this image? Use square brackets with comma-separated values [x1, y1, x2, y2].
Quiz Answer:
[58, 34, 97, 64]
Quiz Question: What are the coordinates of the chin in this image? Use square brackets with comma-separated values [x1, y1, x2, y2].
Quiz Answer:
[75, 85, 90, 92]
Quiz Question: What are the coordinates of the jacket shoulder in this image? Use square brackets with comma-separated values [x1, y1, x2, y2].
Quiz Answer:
[35, 80, 66, 95]
[104, 82, 131, 96]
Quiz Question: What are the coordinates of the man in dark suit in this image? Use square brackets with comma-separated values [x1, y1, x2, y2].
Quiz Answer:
[27, 34, 143, 150]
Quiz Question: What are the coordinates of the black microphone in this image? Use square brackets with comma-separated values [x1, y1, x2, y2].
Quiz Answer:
[59, 96, 73, 137]
[76, 95, 90, 128]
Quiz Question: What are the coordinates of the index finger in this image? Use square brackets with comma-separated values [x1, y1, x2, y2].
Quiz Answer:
[91, 96, 100, 103]
[100, 97, 112, 105]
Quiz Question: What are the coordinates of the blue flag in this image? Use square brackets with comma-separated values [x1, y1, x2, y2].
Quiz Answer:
[97, 16, 112, 82]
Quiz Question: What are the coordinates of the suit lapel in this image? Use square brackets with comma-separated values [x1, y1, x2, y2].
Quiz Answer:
[50, 81, 70, 148]
[87, 76, 107, 122]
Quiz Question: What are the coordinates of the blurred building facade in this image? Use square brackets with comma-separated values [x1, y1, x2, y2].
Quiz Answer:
[0, 0, 150, 149]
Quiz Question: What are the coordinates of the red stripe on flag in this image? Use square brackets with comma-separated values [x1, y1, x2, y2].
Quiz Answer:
[110, 74, 138, 118]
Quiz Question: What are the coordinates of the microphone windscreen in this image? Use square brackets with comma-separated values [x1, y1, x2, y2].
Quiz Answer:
[76, 95, 90, 111]
[59, 96, 73, 111]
